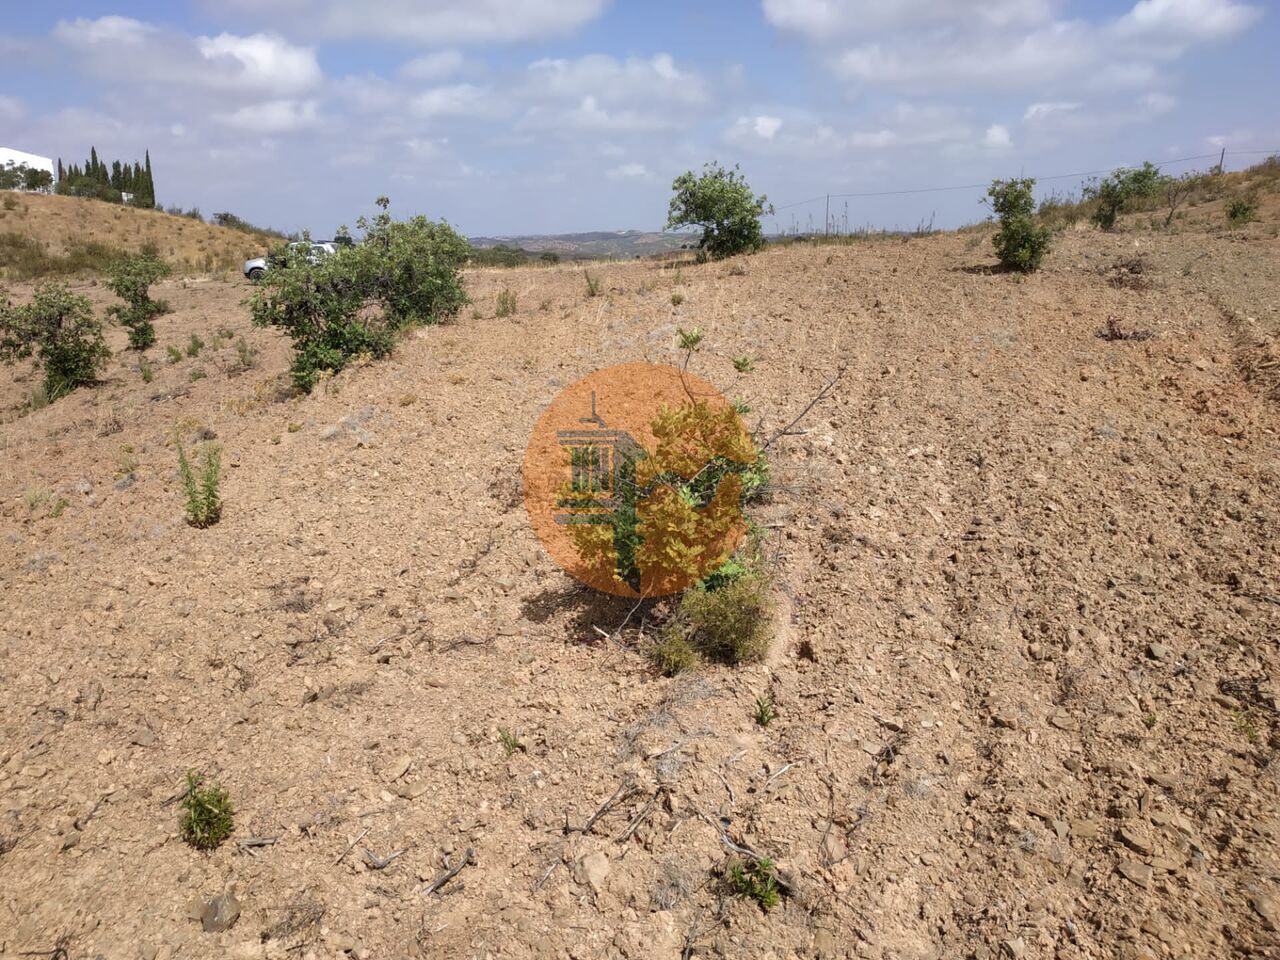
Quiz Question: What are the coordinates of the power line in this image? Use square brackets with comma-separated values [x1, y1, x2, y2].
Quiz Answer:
[771, 149, 1279, 213]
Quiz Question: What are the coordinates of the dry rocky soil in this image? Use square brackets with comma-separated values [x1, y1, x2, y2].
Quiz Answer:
[2, 195, 1279, 960]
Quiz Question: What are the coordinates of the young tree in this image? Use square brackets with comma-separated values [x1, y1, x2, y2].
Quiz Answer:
[0, 283, 109, 400]
[666, 162, 774, 260]
[1084, 161, 1167, 230]
[986, 178, 1051, 272]
[105, 254, 171, 350]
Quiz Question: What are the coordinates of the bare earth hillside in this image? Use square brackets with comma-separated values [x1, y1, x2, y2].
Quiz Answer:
[1, 189, 1278, 960]
[0, 193, 274, 275]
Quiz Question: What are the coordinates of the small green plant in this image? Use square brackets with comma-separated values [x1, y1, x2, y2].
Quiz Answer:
[189, 365, 207, 381]
[676, 326, 703, 352]
[495, 288, 517, 317]
[24, 486, 52, 513]
[139, 356, 154, 383]
[166, 345, 182, 364]
[986, 178, 1050, 272]
[1226, 196, 1258, 226]
[0, 282, 109, 400]
[1233, 708, 1260, 744]
[231, 337, 259, 374]
[728, 857, 781, 911]
[754, 694, 776, 727]
[175, 432, 222, 527]
[48, 496, 68, 518]
[584, 271, 602, 298]
[732, 355, 754, 374]
[114, 446, 138, 480]
[664, 540, 774, 666]
[184, 334, 204, 358]
[104, 253, 170, 350]
[498, 726, 526, 756]
[179, 771, 234, 850]
[670, 291, 685, 307]
[1142, 712, 1157, 730]
[650, 634, 700, 676]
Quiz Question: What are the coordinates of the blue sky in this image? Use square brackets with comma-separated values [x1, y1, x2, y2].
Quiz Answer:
[1, 1, 1276, 236]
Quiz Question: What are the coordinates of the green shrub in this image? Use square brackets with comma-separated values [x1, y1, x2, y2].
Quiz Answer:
[584, 270, 602, 297]
[0, 282, 109, 399]
[176, 433, 222, 527]
[251, 198, 469, 392]
[1085, 162, 1166, 230]
[495, 288, 517, 317]
[728, 858, 781, 911]
[672, 552, 774, 665]
[179, 772, 234, 850]
[105, 253, 171, 350]
[986, 178, 1051, 272]
[184, 334, 204, 358]
[1227, 196, 1258, 225]
[650, 634, 700, 676]
[666, 162, 773, 260]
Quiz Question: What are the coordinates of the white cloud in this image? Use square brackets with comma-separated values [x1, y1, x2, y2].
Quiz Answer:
[983, 124, 1012, 149]
[196, 32, 322, 95]
[53, 17, 322, 96]
[1114, 0, 1261, 44]
[753, 115, 783, 140]
[217, 0, 607, 44]
[399, 50, 465, 81]
[410, 83, 492, 118]
[607, 162, 650, 180]
[215, 99, 320, 133]
[762, 0, 1054, 38]
[526, 54, 708, 106]
[1023, 101, 1080, 122]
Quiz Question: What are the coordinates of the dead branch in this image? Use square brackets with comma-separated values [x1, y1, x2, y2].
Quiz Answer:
[334, 827, 369, 865]
[363, 847, 407, 870]
[564, 781, 638, 835]
[423, 847, 474, 896]
[760, 364, 847, 452]
[616, 789, 663, 844]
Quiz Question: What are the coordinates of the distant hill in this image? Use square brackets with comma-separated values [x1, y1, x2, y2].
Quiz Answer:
[468, 229, 691, 259]
[0, 192, 279, 279]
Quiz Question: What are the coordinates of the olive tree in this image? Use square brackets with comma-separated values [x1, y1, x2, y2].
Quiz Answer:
[0, 283, 109, 400]
[986, 178, 1051, 272]
[666, 163, 774, 260]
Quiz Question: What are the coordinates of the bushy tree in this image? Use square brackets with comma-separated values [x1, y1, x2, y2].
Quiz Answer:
[0, 283, 109, 399]
[666, 162, 774, 260]
[250, 198, 469, 391]
[986, 178, 1051, 272]
[105, 253, 171, 350]
[1085, 161, 1166, 230]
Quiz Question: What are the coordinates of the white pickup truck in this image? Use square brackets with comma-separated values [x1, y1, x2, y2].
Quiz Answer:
[243, 241, 338, 281]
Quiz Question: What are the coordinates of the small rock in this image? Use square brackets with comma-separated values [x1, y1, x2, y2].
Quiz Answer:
[196, 892, 241, 932]
[131, 727, 156, 747]
[382, 756, 411, 782]
[1147, 643, 1170, 661]
[1250, 893, 1277, 931]
[96, 748, 115, 765]
[1118, 860, 1152, 888]
[1002, 937, 1026, 959]
[1119, 826, 1154, 856]
[575, 851, 611, 893]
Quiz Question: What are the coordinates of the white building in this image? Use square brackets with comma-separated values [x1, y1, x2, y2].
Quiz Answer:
[0, 147, 57, 186]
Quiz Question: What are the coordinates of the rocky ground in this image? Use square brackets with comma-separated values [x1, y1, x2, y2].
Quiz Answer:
[1, 199, 1278, 960]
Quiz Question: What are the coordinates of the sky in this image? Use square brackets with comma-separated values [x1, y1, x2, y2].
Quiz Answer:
[1, 0, 1277, 237]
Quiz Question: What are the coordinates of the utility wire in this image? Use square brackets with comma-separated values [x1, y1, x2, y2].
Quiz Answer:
[771, 149, 1280, 212]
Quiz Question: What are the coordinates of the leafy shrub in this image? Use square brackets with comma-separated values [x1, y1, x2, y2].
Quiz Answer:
[650, 633, 700, 676]
[105, 254, 171, 350]
[666, 162, 773, 260]
[1227, 196, 1258, 225]
[184, 334, 204, 358]
[728, 858, 781, 911]
[986, 178, 1050, 272]
[0, 282, 109, 399]
[470, 244, 528, 267]
[496, 288, 517, 317]
[1085, 162, 1166, 230]
[179, 772, 234, 850]
[176, 433, 222, 527]
[668, 545, 774, 665]
[251, 198, 469, 391]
